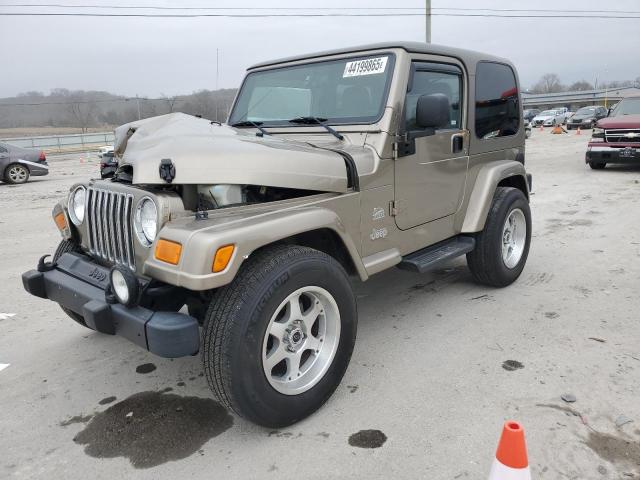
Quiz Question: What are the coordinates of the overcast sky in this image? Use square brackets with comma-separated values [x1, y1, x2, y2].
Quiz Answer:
[1, 0, 638, 98]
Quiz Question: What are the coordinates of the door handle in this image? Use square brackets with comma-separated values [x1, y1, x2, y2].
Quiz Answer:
[451, 132, 466, 154]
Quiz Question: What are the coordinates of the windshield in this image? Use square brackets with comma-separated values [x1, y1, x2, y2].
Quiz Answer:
[576, 107, 596, 115]
[611, 98, 640, 116]
[539, 110, 556, 116]
[229, 54, 395, 126]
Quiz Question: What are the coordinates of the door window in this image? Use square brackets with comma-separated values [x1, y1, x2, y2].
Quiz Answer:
[405, 64, 462, 131]
[475, 62, 520, 139]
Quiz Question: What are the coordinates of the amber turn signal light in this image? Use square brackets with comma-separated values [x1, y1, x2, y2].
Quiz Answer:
[54, 212, 67, 231]
[155, 239, 182, 265]
[212, 245, 235, 273]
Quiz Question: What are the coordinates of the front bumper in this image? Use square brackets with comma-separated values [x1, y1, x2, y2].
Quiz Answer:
[586, 145, 640, 164]
[22, 253, 200, 358]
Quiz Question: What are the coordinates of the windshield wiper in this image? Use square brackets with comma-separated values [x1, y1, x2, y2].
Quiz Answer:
[231, 120, 270, 137]
[288, 116, 344, 141]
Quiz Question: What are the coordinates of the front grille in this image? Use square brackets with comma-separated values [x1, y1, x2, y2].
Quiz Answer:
[86, 186, 135, 270]
[605, 129, 640, 143]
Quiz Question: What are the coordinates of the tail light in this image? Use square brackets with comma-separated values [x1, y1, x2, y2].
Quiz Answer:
[38, 151, 46, 161]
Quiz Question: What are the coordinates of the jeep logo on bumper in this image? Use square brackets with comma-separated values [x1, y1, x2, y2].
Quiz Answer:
[89, 267, 108, 282]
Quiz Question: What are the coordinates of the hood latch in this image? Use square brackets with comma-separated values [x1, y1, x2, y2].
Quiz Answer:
[159, 158, 176, 183]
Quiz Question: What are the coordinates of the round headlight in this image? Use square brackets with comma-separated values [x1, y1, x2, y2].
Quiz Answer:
[68, 186, 86, 226]
[110, 267, 139, 307]
[134, 197, 158, 247]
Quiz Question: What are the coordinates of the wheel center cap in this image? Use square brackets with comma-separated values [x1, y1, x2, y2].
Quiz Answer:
[285, 324, 306, 351]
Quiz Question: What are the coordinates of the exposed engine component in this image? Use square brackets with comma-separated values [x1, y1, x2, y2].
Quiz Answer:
[193, 184, 321, 211]
[197, 184, 244, 208]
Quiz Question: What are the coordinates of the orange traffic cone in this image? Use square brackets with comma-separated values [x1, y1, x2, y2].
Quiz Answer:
[576, 127, 581, 135]
[488, 421, 531, 480]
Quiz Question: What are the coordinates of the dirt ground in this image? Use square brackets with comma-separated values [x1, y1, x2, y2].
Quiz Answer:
[0, 129, 639, 479]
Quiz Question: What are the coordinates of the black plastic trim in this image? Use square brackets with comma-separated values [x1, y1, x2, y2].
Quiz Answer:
[22, 254, 200, 358]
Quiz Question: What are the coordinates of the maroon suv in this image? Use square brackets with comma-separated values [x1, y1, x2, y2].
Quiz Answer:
[586, 96, 640, 170]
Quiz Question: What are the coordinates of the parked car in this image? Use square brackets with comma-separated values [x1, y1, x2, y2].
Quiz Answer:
[586, 96, 640, 169]
[567, 106, 608, 130]
[97, 145, 114, 159]
[524, 119, 532, 138]
[22, 42, 532, 428]
[99, 151, 118, 179]
[532, 109, 566, 127]
[523, 109, 540, 122]
[0, 142, 49, 184]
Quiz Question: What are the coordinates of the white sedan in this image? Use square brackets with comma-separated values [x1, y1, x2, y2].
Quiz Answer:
[97, 145, 114, 159]
[531, 109, 566, 127]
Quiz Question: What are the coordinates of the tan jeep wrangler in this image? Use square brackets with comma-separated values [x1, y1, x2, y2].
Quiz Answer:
[23, 42, 532, 427]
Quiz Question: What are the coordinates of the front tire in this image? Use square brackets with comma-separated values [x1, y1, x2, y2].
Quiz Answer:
[467, 187, 531, 287]
[4, 163, 30, 184]
[589, 162, 606, 170]
[202, 244, 357, 428]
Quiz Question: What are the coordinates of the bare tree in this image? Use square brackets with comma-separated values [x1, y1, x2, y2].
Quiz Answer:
[66, 93, 97, 133]
[161, 94, 179, 114]
[568, 80, 594, 91]
[531, 73, 564, 94]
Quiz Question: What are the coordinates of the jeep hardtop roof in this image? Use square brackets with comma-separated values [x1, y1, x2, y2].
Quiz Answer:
[248, 41, 511, 72]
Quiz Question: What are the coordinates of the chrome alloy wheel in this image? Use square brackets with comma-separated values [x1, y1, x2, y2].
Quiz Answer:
[502, 208, 527, 269]
[262, 286, 341, 395]
[8, 165, 28, 183]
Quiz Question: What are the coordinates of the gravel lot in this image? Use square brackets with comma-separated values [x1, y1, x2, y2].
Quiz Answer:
[1, 131, 639, 480]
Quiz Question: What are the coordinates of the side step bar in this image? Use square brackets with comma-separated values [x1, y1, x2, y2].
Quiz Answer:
[397, 236, 475, 274]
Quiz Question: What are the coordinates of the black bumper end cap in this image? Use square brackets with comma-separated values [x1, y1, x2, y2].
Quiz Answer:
[83, 300, 115, 335]
[22, 270, 47, 298]
[146, 312, 200, 358]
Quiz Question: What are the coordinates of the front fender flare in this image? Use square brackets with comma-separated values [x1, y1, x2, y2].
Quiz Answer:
[143, 206, 366, 291]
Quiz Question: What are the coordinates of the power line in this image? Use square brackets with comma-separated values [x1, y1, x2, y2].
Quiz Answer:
[1, 12, 640, 18]
[4, 4, 640, 14]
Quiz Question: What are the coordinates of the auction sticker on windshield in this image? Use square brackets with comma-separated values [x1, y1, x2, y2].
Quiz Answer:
[343, 57, 388, 78]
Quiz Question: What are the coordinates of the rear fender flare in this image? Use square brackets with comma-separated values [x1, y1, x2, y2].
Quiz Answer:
[461, 160, 529, 233]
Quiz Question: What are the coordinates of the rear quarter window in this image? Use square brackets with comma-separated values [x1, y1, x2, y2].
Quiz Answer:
[475, 62, 520, 140]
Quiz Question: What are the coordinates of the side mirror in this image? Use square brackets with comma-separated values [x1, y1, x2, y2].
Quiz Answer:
[416, 94, 450, 130]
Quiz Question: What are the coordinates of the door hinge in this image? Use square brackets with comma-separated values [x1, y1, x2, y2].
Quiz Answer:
[390, 200, 399, 216]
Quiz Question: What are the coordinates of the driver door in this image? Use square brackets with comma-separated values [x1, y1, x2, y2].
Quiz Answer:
[394, 62, 469, 230]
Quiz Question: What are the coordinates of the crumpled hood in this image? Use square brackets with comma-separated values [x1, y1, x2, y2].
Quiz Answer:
[114, 112, 349, 192]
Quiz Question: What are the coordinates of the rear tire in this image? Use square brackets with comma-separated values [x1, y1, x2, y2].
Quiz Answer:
[202, 244, 357, 428]
[4, 163, 30, 184]
[53, 240, 90, 328]
[589, 162, 606, 170]
[467, 187, 531, 287]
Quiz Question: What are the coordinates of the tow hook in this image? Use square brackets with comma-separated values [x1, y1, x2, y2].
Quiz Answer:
[37, 255, 57, 272]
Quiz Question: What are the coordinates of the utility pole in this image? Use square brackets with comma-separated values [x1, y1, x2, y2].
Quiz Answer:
[425, 0, 431, 43]
[215, 48, 220, 122]
[216, 48, 219, 91]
